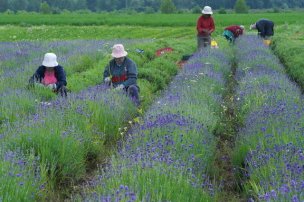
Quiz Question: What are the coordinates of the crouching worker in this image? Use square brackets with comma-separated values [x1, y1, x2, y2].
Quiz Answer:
[104, 44, 140, 106]
[223, 25, 244, 43]
[29, 53, 67, 97]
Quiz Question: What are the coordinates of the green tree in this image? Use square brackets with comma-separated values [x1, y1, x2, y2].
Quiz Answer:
[40, 1, 51, 13]
[73, 0, 87, 10]
[27, 0, 42, 12]
[234, 0, 249, 13]
[160, 0, 175, 13]
[0, 0, 8, 12]
[8, 0, 28, 11]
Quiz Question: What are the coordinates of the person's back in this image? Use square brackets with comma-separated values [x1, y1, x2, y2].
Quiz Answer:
[225, 25, 244, 37]
[223, 25, 244, 42]
[251, 19, 274, 39]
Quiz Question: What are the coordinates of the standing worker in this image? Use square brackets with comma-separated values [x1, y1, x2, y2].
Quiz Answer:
[103, 44, 140, 106]
[250, 19, 274, 45]
[196, 6, 215, 50]
[223, 25, 245, 43]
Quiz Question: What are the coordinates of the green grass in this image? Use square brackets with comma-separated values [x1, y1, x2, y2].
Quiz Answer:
[0, 25, 195, 41]
[1, 12, 304, 42]
[272, 24, 304, 90]
[0, 12, 303, 27]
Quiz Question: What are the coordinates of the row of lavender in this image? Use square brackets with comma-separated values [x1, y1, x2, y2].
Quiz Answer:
[0, 40, 142, 201]
[75, 49, 231, 201]
[233, 35, 304, 201]
[1, 84, 137, 201]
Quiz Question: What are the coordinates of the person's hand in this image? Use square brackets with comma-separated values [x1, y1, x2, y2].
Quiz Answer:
[36, 83, 45, 88]
[47, 83, 57, 90]
[104, 77, 111, 85]
[202, 29, 209, 34]
[115, 84, 124, 90]
[206, 30, 213, 35]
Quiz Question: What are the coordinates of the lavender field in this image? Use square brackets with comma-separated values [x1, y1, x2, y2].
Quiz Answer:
[76, 48, 231, 201]
[233, 35, 304, 201]
[0, 31, 303, 201]
[0, 39, 151, 201]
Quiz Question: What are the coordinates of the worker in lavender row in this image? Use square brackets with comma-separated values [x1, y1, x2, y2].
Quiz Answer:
[223, 25, 245, 43]
[196, 6, 215, 50]
[103, 44, 140, 106]
[29, 53, 67, 97]
[250, 19, 274, 39]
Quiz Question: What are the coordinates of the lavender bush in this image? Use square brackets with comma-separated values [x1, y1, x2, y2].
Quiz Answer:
[0, 39, 143, 199]
[0, 147, 46, 201]
[233, 35, 304, 201]
[78, 48, 231, 201]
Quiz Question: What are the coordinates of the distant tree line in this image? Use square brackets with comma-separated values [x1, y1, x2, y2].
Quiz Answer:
[0, 0, 303, 13]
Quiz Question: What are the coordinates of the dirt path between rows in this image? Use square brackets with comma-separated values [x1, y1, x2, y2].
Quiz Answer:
[213, 58, 246, 202]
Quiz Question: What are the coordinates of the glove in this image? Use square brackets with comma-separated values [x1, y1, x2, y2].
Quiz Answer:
[47, 83, 57, 90]
[115, 84, 125, 90]
[104, 77, 111, 85]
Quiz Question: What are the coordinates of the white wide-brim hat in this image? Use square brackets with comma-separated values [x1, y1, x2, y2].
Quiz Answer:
[250, 23, 256, 30]
[111, 44, 128, 58]
[42, 53, 58, 67]
[202, 6, 213, 14]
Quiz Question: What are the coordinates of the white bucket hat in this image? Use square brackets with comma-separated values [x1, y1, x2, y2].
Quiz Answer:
[111, 44, 128, 58]
[42, 53, 58, 67]
[250, 23, 256, 30]
[202, 6, 213, 14]
[240, 25, 245, 30]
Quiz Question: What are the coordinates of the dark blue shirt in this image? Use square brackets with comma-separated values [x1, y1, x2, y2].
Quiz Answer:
[256, 19, 274, 38]
[103, 57, 138, 88]
[33, 65, 67, 90]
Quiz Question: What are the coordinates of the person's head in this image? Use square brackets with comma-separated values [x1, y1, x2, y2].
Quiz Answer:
[250, 23, 256, 30]
[201, 6, 213, 17]
[111, 44, 128, 65]
[42, 53, 58, 68]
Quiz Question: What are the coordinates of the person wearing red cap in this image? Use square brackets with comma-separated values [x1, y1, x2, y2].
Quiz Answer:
[103, 44, 140, 106]
[196, 6, 215, 50]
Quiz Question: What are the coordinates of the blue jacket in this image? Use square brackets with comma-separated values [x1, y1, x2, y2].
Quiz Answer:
[33, 65, 67, 90]
[103, 57, 138, 88]
[256, 19, 274, 38]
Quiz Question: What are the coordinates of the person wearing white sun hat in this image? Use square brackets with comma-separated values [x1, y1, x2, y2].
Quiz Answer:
[29, 52, 67, 96]
[196, 6, 215, 50]
[103, 44, 140, 106]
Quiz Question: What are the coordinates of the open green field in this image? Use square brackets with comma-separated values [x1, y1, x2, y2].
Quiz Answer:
[0, 12, 303, 27]
[0, 12, 304, 201]
[0, 12, 303, 42]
